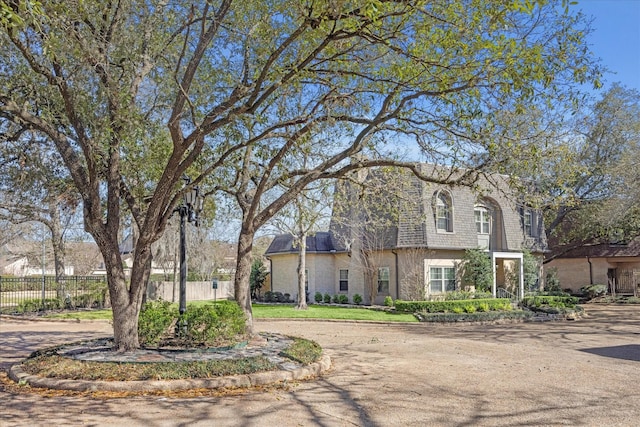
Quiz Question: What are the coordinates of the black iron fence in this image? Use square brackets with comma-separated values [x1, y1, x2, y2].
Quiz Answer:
[0, 276, 109, 313]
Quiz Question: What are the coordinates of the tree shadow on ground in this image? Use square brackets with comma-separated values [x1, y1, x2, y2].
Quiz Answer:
[580, 344, 640, 362]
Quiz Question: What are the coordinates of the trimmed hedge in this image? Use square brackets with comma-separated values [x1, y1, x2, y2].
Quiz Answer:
[521, 295, 578, 308]
[417, 310, 532, 323]
[395, 298, 512, 313]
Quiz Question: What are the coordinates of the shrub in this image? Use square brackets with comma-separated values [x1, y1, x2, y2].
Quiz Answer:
[545, 267, 561, 292]
[521, 295, 578, 309]
[464, 304, 477, 313]
[314, 292, 323, 303]
[338, 294, 349, 304]
[445, 290, 473, 300]
[332, 294, 340, 304]
[353, 294, 363, 305]
[383, 296, 394, 307]
[452, 306, 464, 314]
[478, 302, 490, 312]
[73, 290, 107, 309]
[138, 299, 177, 346]
[16, 298, 64, 313]
[580, 284, 607, 299]
[263, 291, 273, 302]
[323, 293, 331, 303]
[418, 310, 532, 323]
[395, 298, 512, 313]
[179, 301, 247, 347]
[283, 293, 291, 303]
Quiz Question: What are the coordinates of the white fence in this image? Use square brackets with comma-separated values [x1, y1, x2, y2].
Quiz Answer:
[146, 280, 235, 302]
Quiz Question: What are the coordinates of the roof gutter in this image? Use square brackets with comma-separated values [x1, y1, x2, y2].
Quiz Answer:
[392, 249, 399, 299]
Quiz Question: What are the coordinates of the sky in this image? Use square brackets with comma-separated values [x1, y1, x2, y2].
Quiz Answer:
[573, 0, 640, 92]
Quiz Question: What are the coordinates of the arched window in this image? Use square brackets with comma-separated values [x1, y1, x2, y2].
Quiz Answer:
[434, 191, 453, 232]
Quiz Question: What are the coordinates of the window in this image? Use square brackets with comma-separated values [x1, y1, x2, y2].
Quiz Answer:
[524, 211, 532, 237]
[474, 206, 490, 234]
[378, 267, 390, 293]
[520, 207, 538, 237]
[305, 268, 309, 293]
[429, 267, 456, 294]
[339, 269, 349, 292]
[435, 191, 453, 232]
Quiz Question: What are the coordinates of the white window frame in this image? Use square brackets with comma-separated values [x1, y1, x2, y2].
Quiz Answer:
[429, 266, 456, 294]
[475, 206, 490, 235]
[435, 192, 453, 232]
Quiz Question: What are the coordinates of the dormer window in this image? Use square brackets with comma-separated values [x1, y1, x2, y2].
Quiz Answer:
[519, 206, 538, 237]
[524, 211, 533, 237]
[474, 206, 490, 234]
[435, 191, 453, 232]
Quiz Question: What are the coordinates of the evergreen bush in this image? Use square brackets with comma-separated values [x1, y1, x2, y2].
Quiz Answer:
[314, 292, 323, 303]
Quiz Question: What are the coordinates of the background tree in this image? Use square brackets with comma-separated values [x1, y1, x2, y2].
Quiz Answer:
[542, 84, 640, 261]
[1, 0, 600, 349]
[269, 181, 332, 310]
[0, 127, 80, 282]
[249, 259, 268, 301]
[331, 168, 410, 304]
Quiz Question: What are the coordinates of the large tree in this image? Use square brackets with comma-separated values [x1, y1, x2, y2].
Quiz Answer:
[542, 84, 640, 261]
[1, 0, 599, 350]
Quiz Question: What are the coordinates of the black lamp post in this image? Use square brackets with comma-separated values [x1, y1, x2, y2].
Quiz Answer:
[176, 175, 204, 334]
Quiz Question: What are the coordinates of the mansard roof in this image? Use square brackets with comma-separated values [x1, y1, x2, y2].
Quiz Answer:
[329, 165, 547, 253]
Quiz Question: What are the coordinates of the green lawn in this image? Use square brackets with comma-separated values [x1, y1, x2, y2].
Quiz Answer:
[253, 304, 417, 322]
[44, 302, 418, 322]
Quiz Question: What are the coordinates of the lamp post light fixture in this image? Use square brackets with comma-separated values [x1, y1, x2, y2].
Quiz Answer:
[175, 175, 204, 335]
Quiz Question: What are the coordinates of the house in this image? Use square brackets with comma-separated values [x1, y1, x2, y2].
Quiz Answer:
[265, 165, 547, 304]
[544, 236, 640, 295]
[1, 240, 73, 276]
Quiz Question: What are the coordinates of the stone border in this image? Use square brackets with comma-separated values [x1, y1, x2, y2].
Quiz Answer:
[8, 355, 331, 392]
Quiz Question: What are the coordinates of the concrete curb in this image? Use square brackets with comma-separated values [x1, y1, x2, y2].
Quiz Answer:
[8, 355, 332, 392]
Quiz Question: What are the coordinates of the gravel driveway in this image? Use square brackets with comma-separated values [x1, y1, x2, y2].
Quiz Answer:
[1, 304, 639, 426]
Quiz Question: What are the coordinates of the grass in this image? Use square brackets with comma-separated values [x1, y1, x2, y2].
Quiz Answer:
[22, 351, 278, 381]
[44, 302, 418, 322]
[253, 304, 418, 322]
[20, 336, 323, 382]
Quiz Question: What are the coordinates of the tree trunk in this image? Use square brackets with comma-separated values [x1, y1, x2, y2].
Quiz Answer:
[50, 223, 66, 280]
[102, 238, 152, 352]
[296, 231, 308, 310]
[48, 200, 66, 300]
[235, 226, 254, 335]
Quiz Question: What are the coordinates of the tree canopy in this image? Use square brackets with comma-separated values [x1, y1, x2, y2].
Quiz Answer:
[543, 84, 640, 261]
[1, 0, 600, 350]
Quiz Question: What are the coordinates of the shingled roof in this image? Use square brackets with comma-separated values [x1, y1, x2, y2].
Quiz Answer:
[551, 236, 640, 259]
[264, 231, 342, 255]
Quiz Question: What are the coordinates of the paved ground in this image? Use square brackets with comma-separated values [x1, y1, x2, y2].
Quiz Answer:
[1, 304, 640, 426]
